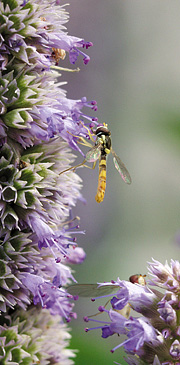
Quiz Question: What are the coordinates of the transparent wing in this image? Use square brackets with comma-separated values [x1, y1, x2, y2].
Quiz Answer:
[85, 143, 102, 163]
[111, 149, 132, 184]
[67, 283, 119, 297]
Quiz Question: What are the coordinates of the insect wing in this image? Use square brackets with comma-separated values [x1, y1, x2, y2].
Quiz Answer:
[85, 143, 102, 163]
[67, 284, 118, 297]
[111, 149, 132, 184]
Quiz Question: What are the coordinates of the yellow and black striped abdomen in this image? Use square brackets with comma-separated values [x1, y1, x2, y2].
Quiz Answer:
[95, 156, 107, 203]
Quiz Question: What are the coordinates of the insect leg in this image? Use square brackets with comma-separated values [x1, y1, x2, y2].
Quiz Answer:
[59, 160, 97, 175]
[87, 299, 111, 318]
[80, 161, 97, 170]
[59, 160, 86, 175]
[67, 130, 93, 148]
[77, 121, 96, 143]
[76, 137, 93, 148]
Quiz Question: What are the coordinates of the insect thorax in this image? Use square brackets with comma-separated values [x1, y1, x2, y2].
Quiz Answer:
[95, 125, 111, 156]
[96, 134, 111, 156]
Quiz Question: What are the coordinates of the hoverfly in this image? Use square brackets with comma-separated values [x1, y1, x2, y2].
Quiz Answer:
[67, 282, 131, 318]
[60, 123, 132, 203]
[67, 275, 146, 319]
[67, 275, 146, 298]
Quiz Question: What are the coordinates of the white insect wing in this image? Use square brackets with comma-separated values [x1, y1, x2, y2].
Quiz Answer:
[111, 149, 132, 184]
[67, 284, 118, 297]
[86, 143, 102, 163]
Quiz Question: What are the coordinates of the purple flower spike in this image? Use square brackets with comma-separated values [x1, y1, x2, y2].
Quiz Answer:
[0, 0, 94, 362]
[84, 259, 180, 364]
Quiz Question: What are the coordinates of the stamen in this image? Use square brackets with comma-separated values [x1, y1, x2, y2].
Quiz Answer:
[55, 257, 61, 263]
[83, 316, 89, 322]
[72, 47, 90, 65]
[98, 306, 105, 312]
[82, 41, 93, 49]
[85, 325, 107, 332]
[84, 317, 110, 325]
[111, 330, 144, 353]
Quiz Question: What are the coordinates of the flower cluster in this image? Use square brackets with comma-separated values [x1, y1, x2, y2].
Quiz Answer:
[0, 0, 95, 362]
[84, 259, 180, 364]
[0, 306, 76, 364]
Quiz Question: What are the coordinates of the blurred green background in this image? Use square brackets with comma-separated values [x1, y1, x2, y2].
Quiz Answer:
[61, 1, 180, 363]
